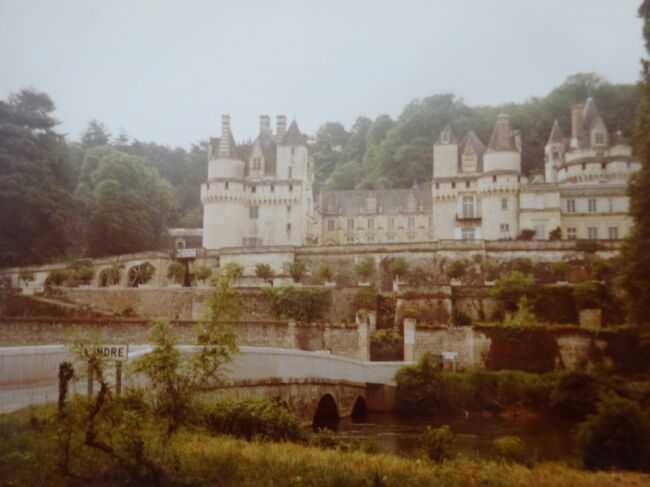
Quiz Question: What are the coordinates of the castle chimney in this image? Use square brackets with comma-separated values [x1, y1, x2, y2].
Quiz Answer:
[276, 115, 287, 143]
[260, 114, 271, 134]
[570, 104, 584, 148]
[218, 114, 232, 158]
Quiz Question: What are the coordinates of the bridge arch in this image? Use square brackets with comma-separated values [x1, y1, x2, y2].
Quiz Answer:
[312, 393, 339, 426]
[351, 396, 367, 420]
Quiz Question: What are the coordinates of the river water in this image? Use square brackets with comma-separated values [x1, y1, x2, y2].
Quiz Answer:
[323, 413, 578, 462]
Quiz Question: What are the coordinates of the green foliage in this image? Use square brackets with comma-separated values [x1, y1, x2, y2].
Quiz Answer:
[503, 297, 536, 327]
[517, 229, 536, 241]
[195, 265, 212, 283]
[370, 329, 403, 361]
[573, 280, 606, 310]
[396, 354, 557, 416]
[511, 257, 533, 275]
[75, 264, 95, 285]
[324, 160, 363, 190]
[446, 260, 467, 279]
[550, 261, 570, 281]
[254, 263, 275, 283]
[201, 397, 307, 443]
[577, 393, 650, 471]
[549, 227, 562, 241]
[421, 425, 454, 462]
[550, 371, 602, 418]
[493, 436, 527, 464]
[166, 261, 186, 284]
[316, 262, 334, 283]
[138, 261, 156, 284]
[285, 261, 307, 283]
[490, 271, 534, 311]
[354, 287, 377, 311]
[620, 1, 650, 326]
[590, 257, 616, 281]
[221, 263, 244, 282]
[354, 258, 376, 281]
[18, 269, 35, 285]
[263, 286, 333, 322]
[388, 257, 409, 280]
[45, 268, 68, 287]
[105, 263, 124, 285]
[308, 428, 341, 449]
[533, 285, 577, 324]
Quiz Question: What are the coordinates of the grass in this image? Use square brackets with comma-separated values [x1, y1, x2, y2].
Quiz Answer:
[1, 404, 650, 486]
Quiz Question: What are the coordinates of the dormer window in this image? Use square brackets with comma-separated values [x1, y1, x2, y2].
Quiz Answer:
[595, 133, 605, 145]
[253, 158, 261, 170]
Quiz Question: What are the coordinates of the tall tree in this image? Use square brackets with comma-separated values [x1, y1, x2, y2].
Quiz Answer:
[0, 89, 74, 266]
[620, 0, 650, 326]
[81, 119, 111, 149]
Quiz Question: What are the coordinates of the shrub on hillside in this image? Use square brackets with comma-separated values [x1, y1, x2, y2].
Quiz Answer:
[421, 425, 454, 462]
[550, 261, 570, 281]
[254, 263, 275, 284]
[517, 229, 536, 241]
[370, 329, 403, 361]
[577, 393, 650, 471]
[490, 271, 534, 312]
[166, 261, 186, 284]
[45, 268, 67, 287]
[354, 258, 376, 282]
[354, 287, 377, 312]
[262, 286, 332, 322]
[316, 262, 334, 283]
[533, 285, 577, 324]
[446, 260, 467, 280]
[201, 397, 307, 443]
[493, 435, 527, 464]
[388, 258, 409, 281]
[511, 257, 533, 275]
[550, 371, 603, 418]
[195, 265, 212, 283]
[284, 261, 307, 283]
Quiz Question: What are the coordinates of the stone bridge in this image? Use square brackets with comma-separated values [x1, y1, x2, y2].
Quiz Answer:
[0, 345, 404, 422]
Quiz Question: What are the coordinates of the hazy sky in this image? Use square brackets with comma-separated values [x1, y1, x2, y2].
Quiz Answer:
[0, 0, 645, 148]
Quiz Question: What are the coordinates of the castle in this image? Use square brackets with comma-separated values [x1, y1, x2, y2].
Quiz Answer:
[197, 98, 640, 251]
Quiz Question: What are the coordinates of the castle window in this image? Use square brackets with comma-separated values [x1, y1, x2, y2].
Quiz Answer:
[368, 236, 375, 243]
[287, 205, 291, 214]
[289, 185, 293, 192]
[492, 175, 497, 183]
[601, 162, 606, 170]
[435, 183, 439, 189]
[224, 181, 229, 189]
[465, 181, 470, 188]
[582, 163, 586, 170]
[249, 206, 259, 219]
[251, 185, 256, 193]
[253, 158, 261, 170]
[595, 133, 605, 145]
[452, 182, 456, 189]
[500, 223, 509, 234]
[517, 176, 521, 182]
[588, 199, 597, 213]
[367, 218, 374, 230]
[609, 227, 619, 240]
[270, 185, 275, 192]
[566, 199, 576, 213]
[608, 198, 614, 213]
[462, 196, 474, 219]
[501, 198, 508, 210]
[347, 218, 354, 230]
[388, 218, 394, 230]
[327, 219, 335, 231]
[408, 217, 415, 229]
[567, 227, 577, 240]
[347, 236, 354, 244]
[286, 223, 292, 235]
[552, 150, 559, 160]
[588, 227, 598, 240]
[461, 227, 475, 241]
[206, 182, 210, 190]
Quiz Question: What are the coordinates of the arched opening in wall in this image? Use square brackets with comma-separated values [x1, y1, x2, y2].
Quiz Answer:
[312, 393, 339, 430]
[127, 266, 140, 287]
[350, 396, 367, 422]
[98, 270, 109, 288]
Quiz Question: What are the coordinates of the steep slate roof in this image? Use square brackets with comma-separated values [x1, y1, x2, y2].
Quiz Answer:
[281, 120, 306, 145]
[547, 119, 564, 145]
[252, 130, 277, 176]
[217, 131, 240, 159]
[320, 188, 432, 216]
[459, 131, 485, 172]
[487, 114, 518, 152]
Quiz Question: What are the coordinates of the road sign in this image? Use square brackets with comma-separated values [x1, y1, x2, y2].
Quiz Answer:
[79, 344, 129, 362]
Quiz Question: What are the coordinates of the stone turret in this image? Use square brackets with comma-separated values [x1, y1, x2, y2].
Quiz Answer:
[545, 119, 565, 183]
[276, 115, 287, 143]
[217, 114, 237, 159]
[483, 114, 521, 173]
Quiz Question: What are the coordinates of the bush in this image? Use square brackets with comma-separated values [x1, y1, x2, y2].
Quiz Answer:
[421, 425, 454, 462]
[262, 286, 332, 322]
[76, 265, 95, 285]
[452, 309, 472, 327]
[201, 397, 307, 443]
[309, 428, 340, 449]
[370, 329, 403, 361]
[284, 261, 306, 283]
[502, 296, 535, 327]
[354, 287, 377, 312]
[166, 261, 186, 284]
[577, 393, 650, 471]
[590, 257, 617, 281]
[511, 257, 533, 275]
[354, 258, 376, 282]
[221, 263, 244, 282]
[388, 258, 409, 281]
[517, 229, 536, 241]
[490, 271, 534, 311]
[550, 261, 570, 281]
[195, 265, 212, 283]
[106, 263, 124, 285]
[573, 280, 606, 310]
[533, 285, 577, 324]
[255, 263, 275, 284]
[18, 269, 35, 286]
[549, 227, 562, 241]
[316, 262, 334, 283]
[45, 268, 67, 287]
[446, 260, 466, 280]
[493, 435, 527, 464]
[550, 371, 602, 418]
[138, 261, 155, 284]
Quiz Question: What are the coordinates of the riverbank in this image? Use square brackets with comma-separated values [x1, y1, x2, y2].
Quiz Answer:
[1, 405, 649, 487]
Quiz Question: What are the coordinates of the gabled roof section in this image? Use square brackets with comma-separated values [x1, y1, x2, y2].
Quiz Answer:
[459, 131, 485, 172]
[281, 120, 306, 145]
[251, 130, 277, 175]
[435, 125, 457, 144]
[547, 119, 564, 145]
[582, 97, 600, 131]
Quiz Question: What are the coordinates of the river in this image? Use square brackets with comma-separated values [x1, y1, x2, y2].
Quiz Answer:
[318, 412, 578, 461]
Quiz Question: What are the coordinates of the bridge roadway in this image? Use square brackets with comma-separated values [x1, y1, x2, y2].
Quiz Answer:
[0, 345, 407, 421]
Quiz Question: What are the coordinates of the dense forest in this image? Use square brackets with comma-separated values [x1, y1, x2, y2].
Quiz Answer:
[0, 73, 639, 266]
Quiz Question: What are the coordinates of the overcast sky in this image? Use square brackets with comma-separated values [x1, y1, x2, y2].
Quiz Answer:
[0, 0, 644, 148]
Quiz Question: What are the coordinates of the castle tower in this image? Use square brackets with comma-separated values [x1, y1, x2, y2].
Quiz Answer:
[433, 125, 459, 179]
[483, 114, 521, 173]
[544, 119, 565, 183]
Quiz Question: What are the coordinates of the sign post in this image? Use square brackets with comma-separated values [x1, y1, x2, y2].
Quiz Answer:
[79, 345, 129, 396]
